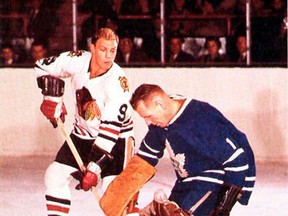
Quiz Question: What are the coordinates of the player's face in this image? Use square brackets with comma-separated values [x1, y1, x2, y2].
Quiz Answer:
[93, 38, 118, 71]
[236, 36, 247, 54]
[119, 38, 133, 54]
[2, 48, 14, 61]
[207, 41, 219, 56]
[170, 38, 182, 55]
[31, 45, 47, 61]
[136, 100, 169, 128]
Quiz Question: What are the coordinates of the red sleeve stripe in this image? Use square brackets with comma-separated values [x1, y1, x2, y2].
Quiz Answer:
[46, 204, 69, 213]
[99, 126, 120, 136]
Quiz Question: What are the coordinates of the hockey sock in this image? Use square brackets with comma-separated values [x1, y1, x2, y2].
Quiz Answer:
[46, 195, 71, 216]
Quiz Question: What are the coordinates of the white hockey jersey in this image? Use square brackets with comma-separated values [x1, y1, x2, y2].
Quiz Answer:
[35, 50, 134, 153]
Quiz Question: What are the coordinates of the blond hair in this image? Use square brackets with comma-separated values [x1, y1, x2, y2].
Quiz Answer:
[91, 28, 119, 44]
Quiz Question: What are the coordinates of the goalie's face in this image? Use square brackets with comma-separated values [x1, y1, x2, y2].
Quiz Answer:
[90, 38, 118, 72]
[136, 99, 170, 128]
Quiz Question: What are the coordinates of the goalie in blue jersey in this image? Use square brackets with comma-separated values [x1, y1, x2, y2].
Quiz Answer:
[100, 83, 256, 216]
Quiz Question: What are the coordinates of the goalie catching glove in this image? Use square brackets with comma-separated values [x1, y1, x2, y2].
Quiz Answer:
[37, 75, 66, 128]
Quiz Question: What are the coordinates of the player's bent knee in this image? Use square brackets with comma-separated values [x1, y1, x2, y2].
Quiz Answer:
[45, 161, 76, 189]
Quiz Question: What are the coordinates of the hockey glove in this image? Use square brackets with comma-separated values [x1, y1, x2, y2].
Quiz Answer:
[40, 96, 67, 128]
[140, 189, 189, 216]
[37, 75, 66, 128]
[82, 161, 101, 191]
[73, 145, 114, 191]
[212, 184, 243, 216]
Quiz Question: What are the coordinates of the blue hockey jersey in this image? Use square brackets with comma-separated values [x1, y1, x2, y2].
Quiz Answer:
[137, 98, 256, 205]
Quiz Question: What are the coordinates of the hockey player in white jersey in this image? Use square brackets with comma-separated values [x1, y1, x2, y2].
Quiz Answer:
[100, 84, 256, 216]
[35, 28, 136, 215]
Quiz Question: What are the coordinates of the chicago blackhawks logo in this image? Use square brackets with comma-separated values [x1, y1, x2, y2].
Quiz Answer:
[68, 50, 84, 57]
[119, 76, 129, 92]
[42, 56, 57, 65]
[83, 100, 101, 121]
[76, 87, 101, 121]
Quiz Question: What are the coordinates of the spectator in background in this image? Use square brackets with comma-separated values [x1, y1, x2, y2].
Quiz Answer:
[215, 0, 237, 14]
[0, 43, 21, 66]
[199, 37, 226, 63]
[200, 0, 217, 15]
[235, 34, 247, 63]
[197, 0, 237, 15]
[228, 34, 248, 63]
[115, 32, 148, 64]
[118, 0, 156, 52]
[269, 15, 287, 63]
[26, 40, 49, 65]
[197, 0, 230, 15]
[119, 0, 151, 33]
[252, 0, 267, 15]
[169, 0, 193, 16]
[167, 35, 194, 63]
[251, 0, 287, 63]
[27, 0, 62, 45]
[167, 0, 194, 36]
[268, 0, 287, 15]
[111, 0, 123, 14]
[103, 17, 120, 33]
[78, 0, 116, 15]
[120, 0, 151, 15]
[141, 14, 162, 63]
[194, 0, 228, 36]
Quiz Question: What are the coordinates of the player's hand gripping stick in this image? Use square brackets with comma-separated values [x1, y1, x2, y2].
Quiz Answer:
[56, 118, 100, 200]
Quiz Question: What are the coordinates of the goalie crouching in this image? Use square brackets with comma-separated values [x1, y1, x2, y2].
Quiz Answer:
[100, 84, 256, 216]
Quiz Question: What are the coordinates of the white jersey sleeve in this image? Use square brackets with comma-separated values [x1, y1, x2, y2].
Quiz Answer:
[34, 50, 91, 79]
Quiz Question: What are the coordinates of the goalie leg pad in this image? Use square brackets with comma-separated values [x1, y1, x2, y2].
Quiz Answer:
[100, 155, 156, 216]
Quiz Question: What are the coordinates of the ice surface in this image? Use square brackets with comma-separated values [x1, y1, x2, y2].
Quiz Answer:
[0, 156, 287, 215]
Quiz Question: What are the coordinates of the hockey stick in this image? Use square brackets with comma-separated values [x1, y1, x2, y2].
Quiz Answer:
[56, 118, 100, 201]
[189, 191, 212, 214]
